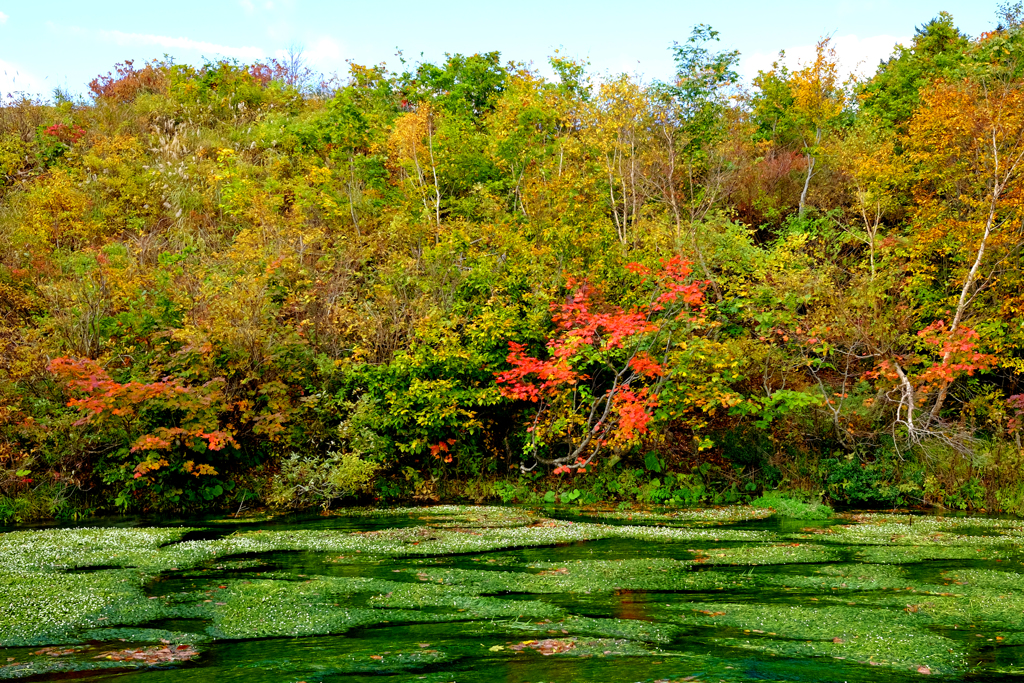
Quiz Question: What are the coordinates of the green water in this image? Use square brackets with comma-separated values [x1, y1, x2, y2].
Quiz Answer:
[3, 505, 1024, 681]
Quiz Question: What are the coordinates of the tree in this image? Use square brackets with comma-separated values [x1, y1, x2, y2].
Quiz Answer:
[999, 2, 1024, 29]
[859, 12, 969, 133]
[650, 26, 740, 280]
[49, 356, 237, 509]
[751, 37, 847, 217]
[900, 32, 1024, 435]
[411, 52, 507, 118]
[495, 258, 705, 469]
[595, 74, 652, 247]
[662, 24, 740, 150]
[834, 121, 908, 283]
[388, 104, 443, 225]
[789, 38, 847, 216]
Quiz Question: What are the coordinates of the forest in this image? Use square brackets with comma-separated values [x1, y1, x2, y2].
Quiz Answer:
[1, 9, 1023, 522]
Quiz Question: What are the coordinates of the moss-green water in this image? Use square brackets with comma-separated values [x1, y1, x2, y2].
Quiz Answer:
[2, 505, 1024, 681]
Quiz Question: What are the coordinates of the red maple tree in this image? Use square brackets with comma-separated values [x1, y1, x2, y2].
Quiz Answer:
[496, 257, 705, 470]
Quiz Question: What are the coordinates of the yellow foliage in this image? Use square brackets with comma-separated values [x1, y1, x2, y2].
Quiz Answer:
[84, 134, 143, 164]
[183, 461, 218, 476]
[21, 169, 98, 247]
[305, 165, 332, 186]
[0, 134, 29, 184]
[789, 38, 845, 131]
[80, 134, 160, 233]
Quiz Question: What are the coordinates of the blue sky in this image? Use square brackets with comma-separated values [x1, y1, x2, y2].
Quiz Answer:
[0, 0, 1003, 98]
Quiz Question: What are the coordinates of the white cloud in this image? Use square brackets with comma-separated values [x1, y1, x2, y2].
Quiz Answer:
[0, 59, 47, 97]
[239, 0, 255, 12]
[96, 29, 265, 62]
[306, 37, 343, 67]
[0, 11, 9, 24]
[271, 38, 345, 75]
[741, 34, 909, 85]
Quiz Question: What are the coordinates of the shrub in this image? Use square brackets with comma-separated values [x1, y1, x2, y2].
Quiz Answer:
[266, 451, 379, 509]
[750, 491, 832, 519]
[89, 61, 168, 103]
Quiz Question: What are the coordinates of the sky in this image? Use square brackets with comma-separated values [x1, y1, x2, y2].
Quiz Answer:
[0, 0, 1007, 99]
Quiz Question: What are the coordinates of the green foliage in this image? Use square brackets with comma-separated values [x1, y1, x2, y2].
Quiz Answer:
[749, 491, 832, 519]
[661, 24, 740, 147]
[409, 52, 507, 117]
[266, 397, 384, 509]
[859, 12, 970, 131]
[821, 454, 924, 507]
[267, 451, 379, 509]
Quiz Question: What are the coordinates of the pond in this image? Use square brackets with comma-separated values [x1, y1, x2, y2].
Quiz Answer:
[2, 505, 1024, 681]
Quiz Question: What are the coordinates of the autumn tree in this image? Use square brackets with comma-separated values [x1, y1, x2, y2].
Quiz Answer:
[859, 12, 969, 133]
[496, 258, 707, 469]
[649, 25, 740, 279]
[899, 29, 1024, 438]
[833, 121, 908, 283]
[595, 74, 652, 247]
[790, 38, 847, 216]
[752, 37, 848, 218]
[49, 357, 237, 509]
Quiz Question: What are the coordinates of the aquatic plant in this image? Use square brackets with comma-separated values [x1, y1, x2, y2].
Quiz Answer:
[3, 504, 1024, 680]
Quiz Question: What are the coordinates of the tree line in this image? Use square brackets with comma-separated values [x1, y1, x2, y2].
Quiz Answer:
[1, 9, 1023, 519]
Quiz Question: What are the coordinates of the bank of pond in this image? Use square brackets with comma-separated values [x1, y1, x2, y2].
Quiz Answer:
[2, 505, 1024, 681]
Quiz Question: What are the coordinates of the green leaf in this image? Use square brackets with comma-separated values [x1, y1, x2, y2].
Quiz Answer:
[644, 452, 662, 473]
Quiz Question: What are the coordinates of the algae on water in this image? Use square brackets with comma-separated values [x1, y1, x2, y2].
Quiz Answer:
[2, 504, 1024, 681]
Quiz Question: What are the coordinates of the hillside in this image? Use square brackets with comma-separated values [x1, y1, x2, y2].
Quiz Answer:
[1, 14, 1023, 520]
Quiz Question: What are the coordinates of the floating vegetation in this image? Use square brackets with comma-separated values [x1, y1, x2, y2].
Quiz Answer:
[92, 642, 199, 664]
[218, 520, 772, 561]
[678, 601, 967, 674]
[325, 504, 540, 527]
[404, 557, 767, 594]
[563, 506, 776, 524]
[0, 527, 198, 572]
[2, 505, 1024, 681]
[854, 543, 1014, 564]
[497, 635, 660, 659]
[765, 562, 910, 591]
[0, 637, 202, 679]
[208, 579, 436, 639]
[690, 543, 840, 566]
[0, 569, 160, 647]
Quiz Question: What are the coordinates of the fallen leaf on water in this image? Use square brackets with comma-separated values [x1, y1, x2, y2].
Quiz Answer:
[508, 638, 576, 655]
[93, 645, 198, 664]
[32, 647, 78, 657]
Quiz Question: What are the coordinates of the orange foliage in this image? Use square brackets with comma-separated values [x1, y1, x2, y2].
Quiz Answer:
[89, 60, 168, 102]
